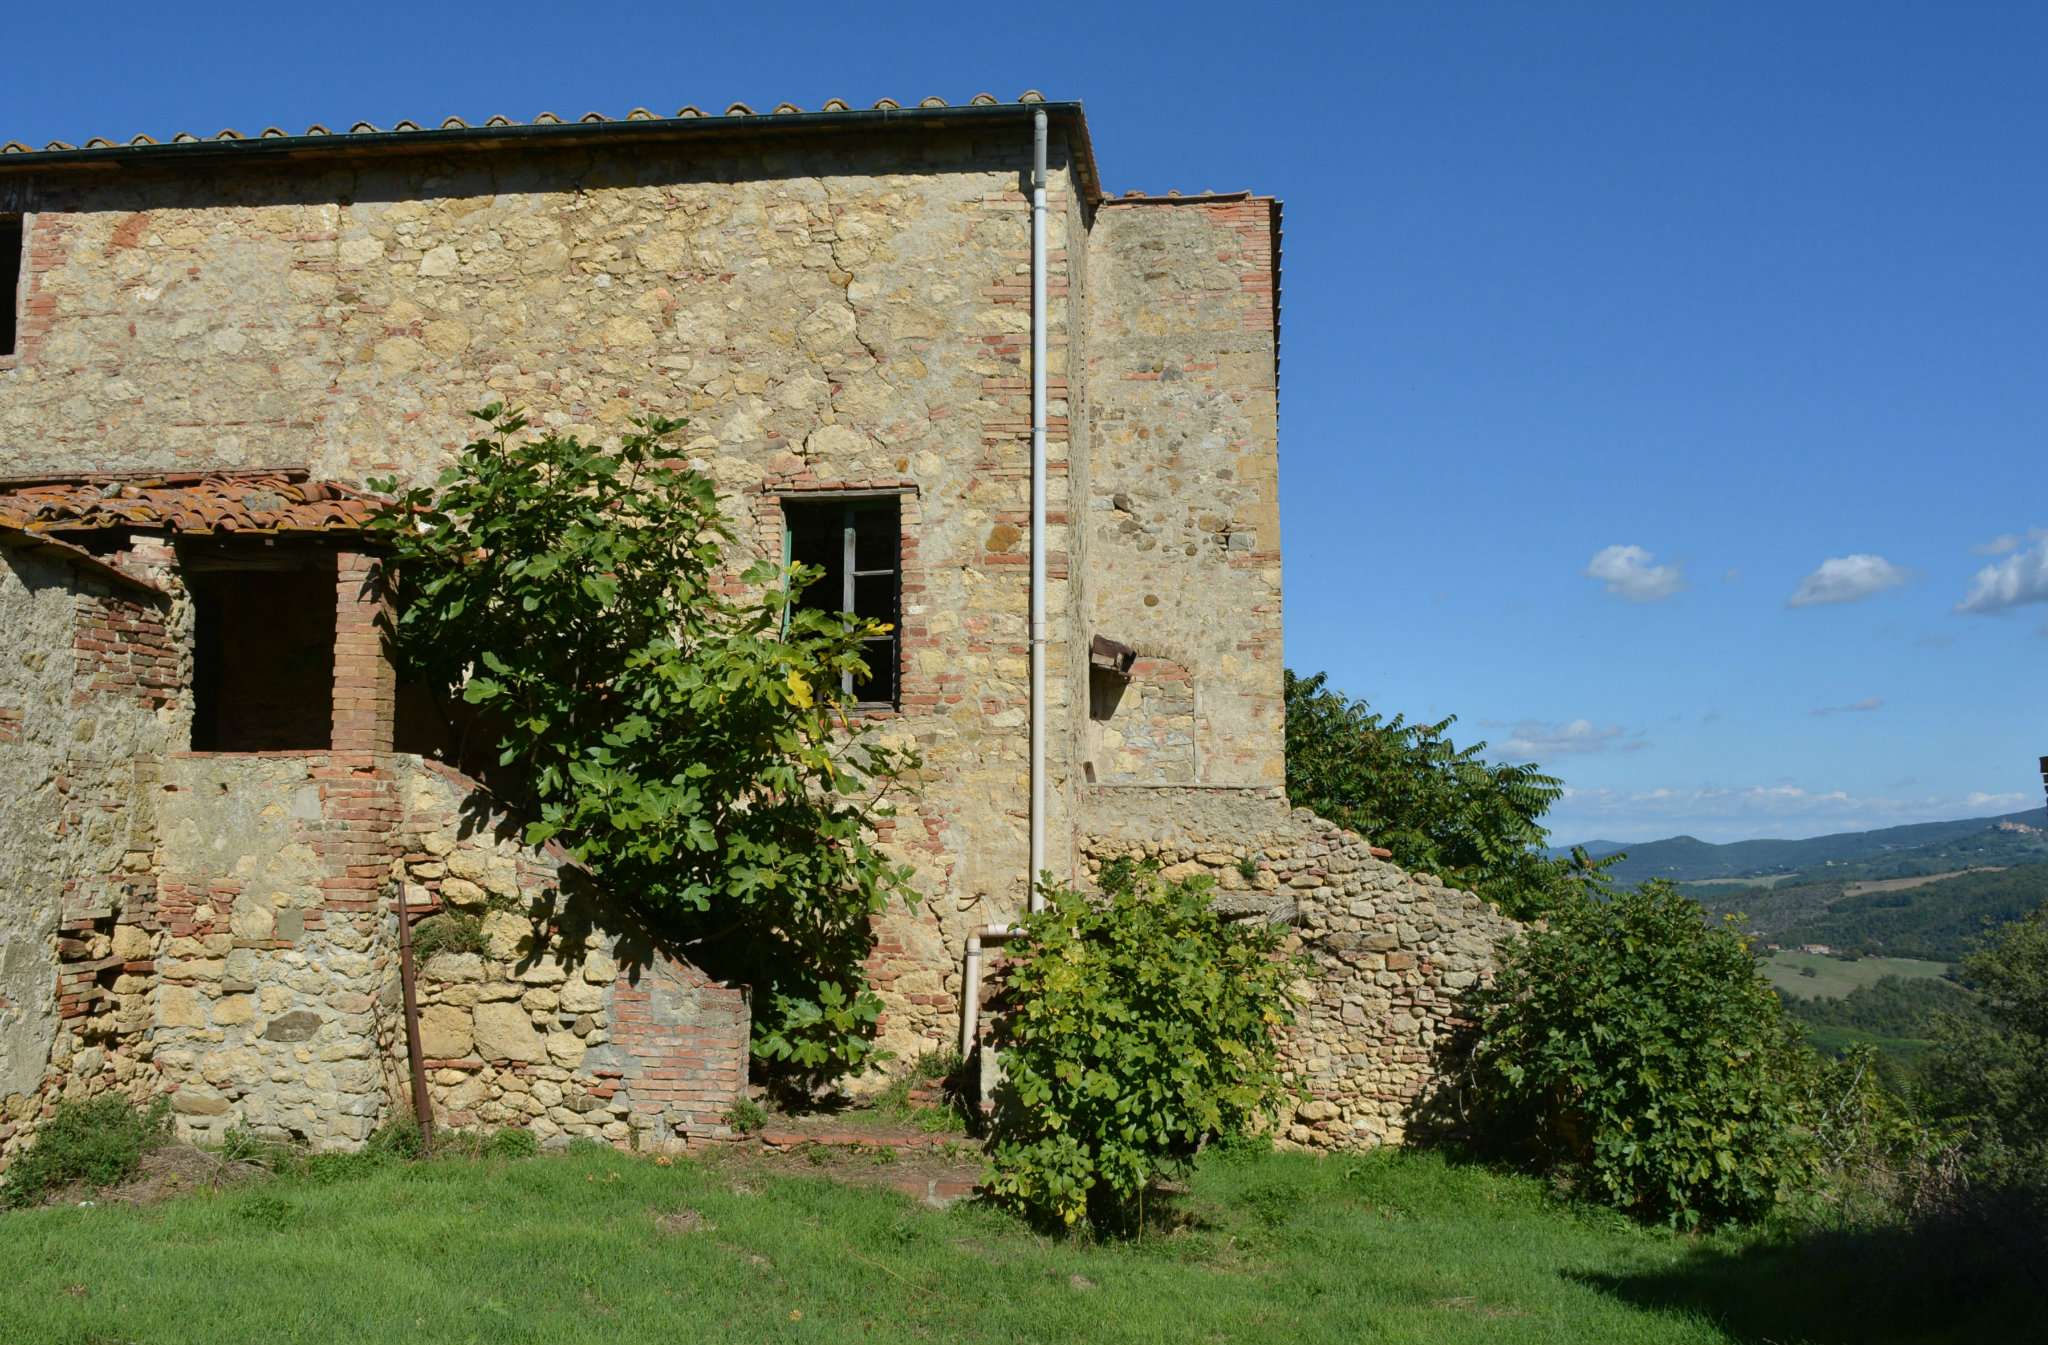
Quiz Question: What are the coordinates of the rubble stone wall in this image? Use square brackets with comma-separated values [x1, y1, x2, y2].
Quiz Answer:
[0, 541, 186, 1157]
[1082, 197, 1283, 793]
[396, 762, 748, 1148]
[1079, 784, 1518, 1149]
[3, 743, 746, 1162]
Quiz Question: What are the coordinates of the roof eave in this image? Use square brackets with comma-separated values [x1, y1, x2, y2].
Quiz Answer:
[0, 101, 1103, 202]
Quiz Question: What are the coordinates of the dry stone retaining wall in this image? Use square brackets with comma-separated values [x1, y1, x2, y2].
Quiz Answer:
[1079, 785, 1519, 1149]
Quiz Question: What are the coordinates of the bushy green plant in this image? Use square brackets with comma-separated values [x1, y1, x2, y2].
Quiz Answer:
[985, 866, 1298, 1234]
[371, 406, 918, 1086]
[411, 911, 487, 961]
[1794, 1045, 1969, 1224]
[1929, 904, 2048, 1192]
[363, 1116, 425, 1161]
[486, 1126, 540, 1159]
[1283, 669, 1597, 918]
[1, 1095, 169, 1207]
[721, 1097, 768, 1136]
[1470, 881, 1816, 1227]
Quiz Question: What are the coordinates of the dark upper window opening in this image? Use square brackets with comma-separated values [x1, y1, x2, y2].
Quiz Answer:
[783, 496, 901, 708]
[185, 547, 336, 751]
[0, 215, 22, 357]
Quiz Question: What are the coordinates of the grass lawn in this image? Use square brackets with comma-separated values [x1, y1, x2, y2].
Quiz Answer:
[1761, 951, 1951, 1000]
[0, 1144, 2034, 1344]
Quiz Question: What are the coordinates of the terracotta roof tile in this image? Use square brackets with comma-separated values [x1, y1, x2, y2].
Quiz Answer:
[0, 472, 384, 537]
[0, 92, 1064, 160]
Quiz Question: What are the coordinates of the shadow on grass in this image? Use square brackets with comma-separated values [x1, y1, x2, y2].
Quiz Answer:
[1573, 1197, 2048, 1345]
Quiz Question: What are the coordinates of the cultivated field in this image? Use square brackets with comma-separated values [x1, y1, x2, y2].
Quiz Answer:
[1762, 951, 1952, 1000]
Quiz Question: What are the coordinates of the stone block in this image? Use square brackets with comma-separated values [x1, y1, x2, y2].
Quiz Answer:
[558, 977, 604, 1015]
[229, 904, 275, 941]
[440, 878, 487, 911]
[418, 1003, 473, 1058]
[159, 985, 207, 1028]
[481, 911, 529, 961]
[110, 923, 153, 960]
[262, 1010, 323, 1042]
[473, 1001, 546, 1063]
[425, 953, 483, 983]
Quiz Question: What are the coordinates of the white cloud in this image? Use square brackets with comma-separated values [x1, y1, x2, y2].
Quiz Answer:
[1585, 545, 1683, 602]
[1551, 783, 2032, 844]
[1810, 696, 1884, 717]
[1958, 535, 2048, 614]
[1786, 554, 1909, 608]
[1496, 719, 1645, 759]
[1973, 534, 2025, 556]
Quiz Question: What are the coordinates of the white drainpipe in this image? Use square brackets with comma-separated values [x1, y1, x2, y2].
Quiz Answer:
[1027, 107, 1049, 914]
[960, 110, 1052, 1061]
[958, 923, 1022, 1059]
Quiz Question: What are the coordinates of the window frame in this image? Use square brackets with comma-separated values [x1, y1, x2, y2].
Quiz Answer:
[0, 210, 28, 365]
[781, 493, 902, 710]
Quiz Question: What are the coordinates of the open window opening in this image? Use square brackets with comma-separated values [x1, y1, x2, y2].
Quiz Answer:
[1089, 635, 1137, 721]
[783, 496, 901, 707]
[187, 551, 336, 751]
[1, 214, 22, 357]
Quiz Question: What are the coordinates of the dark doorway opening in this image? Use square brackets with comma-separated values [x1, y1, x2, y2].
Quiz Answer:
[188, 556, 336, 751]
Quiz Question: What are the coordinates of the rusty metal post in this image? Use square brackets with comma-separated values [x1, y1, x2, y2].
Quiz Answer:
[394, 880, 435, 1152]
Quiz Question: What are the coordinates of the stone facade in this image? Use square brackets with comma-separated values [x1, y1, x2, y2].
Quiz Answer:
[0, 102, 1285, 1066]
[0, 99, 1511, 1157]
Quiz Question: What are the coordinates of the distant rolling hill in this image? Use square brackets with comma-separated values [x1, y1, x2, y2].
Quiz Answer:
[1699, 861, 2048, 963]
[1557, 808, 2048, 886]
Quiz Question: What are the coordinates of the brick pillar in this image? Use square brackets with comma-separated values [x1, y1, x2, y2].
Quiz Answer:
[332, 549, 395, 753]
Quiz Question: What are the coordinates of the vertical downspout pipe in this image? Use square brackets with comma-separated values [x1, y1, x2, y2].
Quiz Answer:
[1028, 108, 1049, 913]
[964, 112, 1050, 1063]
[394, 881, 436, 1152]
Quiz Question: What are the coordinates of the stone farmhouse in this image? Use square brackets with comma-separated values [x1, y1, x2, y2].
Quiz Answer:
[0, 93, 1509, 1159]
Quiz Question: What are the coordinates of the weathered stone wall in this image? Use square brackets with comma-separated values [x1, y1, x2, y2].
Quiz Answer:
[0, 130, 1285, 1068]
[1079, 785, 1518, 1149]
[1093, 655, 1201, 783]
[396, 762, 748, 1148]
[0, 549, 86, 1104]
[0, 540, 186, 1157]
[0, 134, 1085, 1064]
[138, 752, 748, 1150]
[1082, 197, 1283, 793]
[151, 752, 400, 1145]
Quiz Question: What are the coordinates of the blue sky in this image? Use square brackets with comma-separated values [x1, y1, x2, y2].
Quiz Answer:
[7, 2, 2043, 843]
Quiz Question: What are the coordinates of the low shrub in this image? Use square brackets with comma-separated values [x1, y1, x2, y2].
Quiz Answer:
[985, 865, 1297, 1234]
[363, 1117, 425, 1160]
[722, 1097, 767, 1136]
[1, 1095, 169, 1208]
[1469, 880, 1816, 1227]
[486, 1126, 540, 1159]
[411, 912, 488, 961]
[1928, 904, 2048, 1194]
